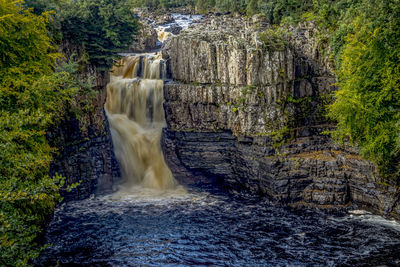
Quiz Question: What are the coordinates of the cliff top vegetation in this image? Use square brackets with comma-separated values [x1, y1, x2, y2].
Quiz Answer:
[1, 0, 399, 265]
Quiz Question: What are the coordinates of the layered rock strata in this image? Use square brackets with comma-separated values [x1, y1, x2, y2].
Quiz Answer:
[130, 22, 158, 53]
[161, 15, 400, 219]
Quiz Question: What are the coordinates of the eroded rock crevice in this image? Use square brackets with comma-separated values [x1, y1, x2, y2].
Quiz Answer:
[49, 64, 120, 201]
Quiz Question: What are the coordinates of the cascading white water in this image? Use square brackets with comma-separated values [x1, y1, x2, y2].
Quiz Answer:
[104, 15, 203, 197]
[105, 53, 180, 195]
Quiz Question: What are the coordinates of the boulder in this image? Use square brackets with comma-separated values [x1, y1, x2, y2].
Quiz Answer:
[130, 22, 158, 52]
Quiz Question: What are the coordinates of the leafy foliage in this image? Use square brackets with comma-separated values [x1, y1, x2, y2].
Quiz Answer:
[1, 0, 399, 265]
[0, 1, 79, 265]
[131, 0, 196, 10]
[133, 0, 314, 20]
[254, 0, 400, 178]
[23, 0, 61, 14]
[1, 0, 138, 264]
[327, 0, 400, 177]
[59, 0, 138, 70]
[257, 0, 313, 24]
[246, 0, 258, 16]
[259, 27, 291, 50]
[132, 0, 247, 14]
[23, 0, 139, 70]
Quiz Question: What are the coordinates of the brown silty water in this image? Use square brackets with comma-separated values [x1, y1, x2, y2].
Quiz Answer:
[105, 53, 180, 194]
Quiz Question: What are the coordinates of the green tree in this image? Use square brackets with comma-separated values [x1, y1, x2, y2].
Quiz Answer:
[196, 0, 215, 13]
[1, 0, 139, 265]
[246, 0, 258, 16]
[60, 0, 138, 70]
[0, 0, 77, 265]
[258, 0, 313, 24]
[328, 0, 400, 177]
[23, 0, 61, 14]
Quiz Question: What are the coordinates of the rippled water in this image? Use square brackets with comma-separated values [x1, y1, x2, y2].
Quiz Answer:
[38, 186, 400, 267]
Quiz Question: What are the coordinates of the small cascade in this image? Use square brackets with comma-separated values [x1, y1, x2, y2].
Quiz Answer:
[156, 30, 172, 42]
[105, 53, 178, 193]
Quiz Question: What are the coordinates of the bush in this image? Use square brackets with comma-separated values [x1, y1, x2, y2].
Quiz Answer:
[328, 0, 400, 177]
[1, 0, 139, 265]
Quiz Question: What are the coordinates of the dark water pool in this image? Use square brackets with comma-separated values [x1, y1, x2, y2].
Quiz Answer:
[38, 187, 400, 266]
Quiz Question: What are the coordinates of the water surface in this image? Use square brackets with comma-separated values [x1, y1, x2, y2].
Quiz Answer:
[38, 187, 400, 266]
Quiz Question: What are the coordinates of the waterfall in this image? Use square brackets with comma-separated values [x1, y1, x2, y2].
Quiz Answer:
[157, 30, 172, 42]
[105, 53, 179, 194]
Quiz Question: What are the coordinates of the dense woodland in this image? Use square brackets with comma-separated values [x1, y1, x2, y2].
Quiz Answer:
[1, 0, 399, 265]
[0, 0, 137, 265]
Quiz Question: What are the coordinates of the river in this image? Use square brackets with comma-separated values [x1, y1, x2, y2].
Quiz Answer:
[38, 186, 400, 266]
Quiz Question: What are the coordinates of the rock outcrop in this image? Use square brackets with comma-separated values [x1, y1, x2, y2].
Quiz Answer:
[161, 15, 400, 219]
[48, 62, 120, 201]
[130, 22, 158, 53]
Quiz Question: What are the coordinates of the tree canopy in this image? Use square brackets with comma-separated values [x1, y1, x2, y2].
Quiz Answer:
[1, 0, 399, 265]
[0, 0, 138, 265]
[327, 0, 400, 177]
[59, 0, 138, 69]
[0, 0, 77, 264]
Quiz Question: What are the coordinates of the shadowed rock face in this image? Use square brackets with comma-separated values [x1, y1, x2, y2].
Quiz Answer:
[130, 22, 158, 53]
[48, 64, 120, 201]
[162, 130, 400, 218]
[161, 15, 400, 219]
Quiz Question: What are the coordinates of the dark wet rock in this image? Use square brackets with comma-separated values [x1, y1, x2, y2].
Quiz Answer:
[49, 122, 120, 201]
[156, 14, 174, 25]
[48, 62, 120, 201]
[130, 22, 158, 52]
[162, 129, 400, 220]
[164, 23, 182, 34]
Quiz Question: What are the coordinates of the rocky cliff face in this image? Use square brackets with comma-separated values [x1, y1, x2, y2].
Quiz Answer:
[161, 15, 400, 219]
[48, 63, 120, 201]
[130, 21, 158, 53]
